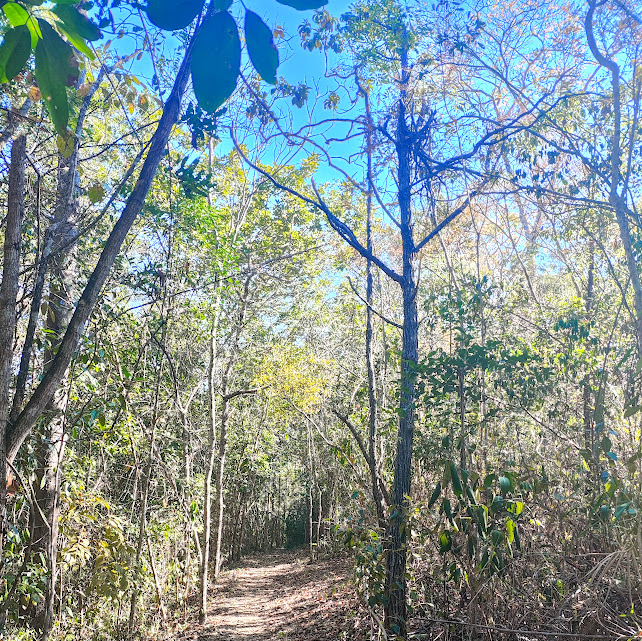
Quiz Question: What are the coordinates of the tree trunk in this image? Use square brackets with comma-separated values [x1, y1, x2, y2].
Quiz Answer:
[30, 144, 81, 639]
[199, 301, 220, 624]
[0, 135, 27, 561]
[583, 241, 596, 494]
[364, 93, 388, 527]
[384, 40, 419, 633]
[213, 395, 229, 577]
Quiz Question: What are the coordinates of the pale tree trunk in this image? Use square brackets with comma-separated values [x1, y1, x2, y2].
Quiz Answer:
[213, 394, 229, 577]
[212, 275, 252, 578]
[29, 141, 81, 638]
[199, 292, 220, 623]
[0, 135, 27, 561]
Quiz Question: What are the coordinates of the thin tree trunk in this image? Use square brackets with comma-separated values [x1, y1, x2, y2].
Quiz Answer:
[584, 241, 596, 494]
[363, 85, 388, 527]
[199, 295, 220, 623]
[213, 394, 229, 576]
[29, 140, 81, 639]
[0, 135, 27, 562]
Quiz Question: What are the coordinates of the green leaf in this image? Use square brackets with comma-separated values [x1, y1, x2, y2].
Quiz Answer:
[3, 3, 41, 47]
[245, 10, 278, 85]
[3, 3, 30, 27]
[275, 0, 327, 9]
[465, 485, 476, 505]
[476, 505, 488, 533]
[0, 26, 31, 83]
[506, 500, 524, 516]
[145, 0, 205, 31]
[442, 498, 453, 524]
[55, 133, 74, 157]
[428, 481, 441, 508]
[191, 11, 240, 113]
[56, 24, 94, 59]
[88, 182, 105, 203]
[34, 19, 79, 136]
[499, 475, 511, 494]
[505, 518, 515, 544]
[614, 502, 630, 519]
[624, 404, 642, 418]
[450, 462, 463, 497]
[53, 5, 101, 41]
[439, 530, 452, 554]
[483, 473, 496, 488]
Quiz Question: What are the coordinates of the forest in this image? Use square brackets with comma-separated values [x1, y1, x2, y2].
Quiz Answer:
[0, 0, 641, 639]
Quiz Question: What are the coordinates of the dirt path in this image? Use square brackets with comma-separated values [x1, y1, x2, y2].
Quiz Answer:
[184, 550, 364, 641]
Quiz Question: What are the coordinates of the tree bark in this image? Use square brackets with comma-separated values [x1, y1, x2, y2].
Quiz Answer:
[0, 135, 27, 561]
[384, 29, 419, 637]
[363, 86, 388, 527]
[199, 295, 220, 623]
[29, 134, 84, 637]
[213, 394, 229, 576]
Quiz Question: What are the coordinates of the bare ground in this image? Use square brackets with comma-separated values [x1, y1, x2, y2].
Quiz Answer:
[181, 550, 366, 641]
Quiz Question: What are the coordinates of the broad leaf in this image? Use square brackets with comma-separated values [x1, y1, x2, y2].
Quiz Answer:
[3, 2, 41, 47]
[57, 24, 95, 59]
[0, 26, 31, 83]
[245, 10, 278, 85]
[275, 0, 327, 9]
[145, 0, 204, 31]
[53, 5, 101, 41]
[499, 475, 511, 494]
[191, 11, 240, 113]
[3, 3, 30, 27]
[34, 20, 79, 136]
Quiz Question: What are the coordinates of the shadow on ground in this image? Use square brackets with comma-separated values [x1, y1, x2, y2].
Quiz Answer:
[179, 549, 367, 641]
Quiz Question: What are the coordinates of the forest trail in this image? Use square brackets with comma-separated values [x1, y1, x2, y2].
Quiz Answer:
[184, 550, 362, 641]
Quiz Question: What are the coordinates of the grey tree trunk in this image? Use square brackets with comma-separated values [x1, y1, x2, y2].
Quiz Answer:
[29, 143, 81, 639]
[0, 135, 27, 561]
[199, 295, 220, 623]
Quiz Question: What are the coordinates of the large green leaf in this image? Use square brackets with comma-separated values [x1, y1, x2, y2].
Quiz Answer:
[34, 20, 79, 136]
[57, 23, 95, 59]
[3, 2, 30, 27]
[3, 2, 41, 47]
[191, 11, 240, 114]
[245, 10, 278, 85]
[275, 0, 327, 9]
[145, 0, 204, 31]
[53, 5, 101, 41]
[0, 26, 31, 83]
